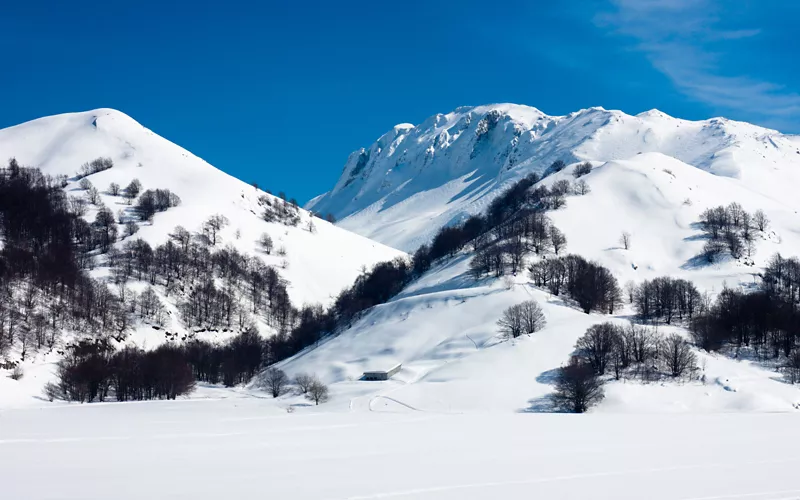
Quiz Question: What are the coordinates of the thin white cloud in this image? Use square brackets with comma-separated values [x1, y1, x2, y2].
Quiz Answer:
[597, 0, 800, 131]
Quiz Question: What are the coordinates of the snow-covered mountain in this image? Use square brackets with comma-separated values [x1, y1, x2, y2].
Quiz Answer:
[0, 108, 403, 308]
[308, 104, 800, 252]
[282, 104, 800, 414]
[282, 151, 800, 414]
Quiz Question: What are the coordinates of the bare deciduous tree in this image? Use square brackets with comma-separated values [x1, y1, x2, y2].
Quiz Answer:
[575, 322, 619, 375]
[573, 179, 590, 195]
[519, 300, 546, 334]
[306, 378, 329, 405]
[549, 226, 567, 255]
[620, 232, 631, 250]
[203, 214, 230, 246]
[497, 303, 524, 338]
[108, 182, 121, 196]
[498, 300, 547, 338]
[258, 233, 274, 254]
[660, 334, 697, 377]
[294, 373, 314, 394]
[551, 359, 604, 413]
[262, 368, 289, 398]
[753, 209, 769, 233]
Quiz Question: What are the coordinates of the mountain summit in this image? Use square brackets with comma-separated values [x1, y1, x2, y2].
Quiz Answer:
[307, 104, 800, 251]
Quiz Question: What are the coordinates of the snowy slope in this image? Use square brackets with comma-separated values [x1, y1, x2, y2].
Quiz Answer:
[0, 109, 404, 407]
[283, 151, 800, 415]
[278, 250, 800, 415]
[0, 108, 403, 308]
[308, 104, 800, 253]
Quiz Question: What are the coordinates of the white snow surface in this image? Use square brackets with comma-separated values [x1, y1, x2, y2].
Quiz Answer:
[308, 104, 800, 253]
[2, 397, 800, 499]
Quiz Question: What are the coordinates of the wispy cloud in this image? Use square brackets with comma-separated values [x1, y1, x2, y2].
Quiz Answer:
[596, 0, 800, 131]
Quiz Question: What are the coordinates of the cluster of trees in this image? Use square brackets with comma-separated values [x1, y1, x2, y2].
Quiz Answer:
[48, 328, 330, 402]
[574, 322, 697, 381]
[108, 229, 294, 334]
[698, 203, 769, 261]
[334, 258, 413, 325]
[632, 277, 702, 324]
[497, 300, 546, 338]
[690, 254, 800, 383]
[529, 255, 622, 314]
[573, 162, 592, 178]
[260, 368, 329, 404]
[45, 340, 194, 402]
[259, 194, 301, 226]
[470, 212, 567, 278]
[552, 321, 700, 413]
[77, 157, 113, 179]
[0, 161, 132, 361]
[135, 188, 181, 221]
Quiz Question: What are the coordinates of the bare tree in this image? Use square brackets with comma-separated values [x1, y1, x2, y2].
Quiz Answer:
[519, 300, 547, 334]
[79, 178, 93, 190]
[123, 178, 142, 204]
[108, 182, 121, 196]
[203, 214, 230, 246]
[620, 232, 631, 250]
[549, 226, 567, 255]
[753, 209, 769, 233]
[258, 233, 274, 254]
[294, 373, 314, 394]
[307, 219, 316, 233]
[573, 179, 590, 195]
[262, 368, 288, 398]
[86, 186, 101, 205]
[497, 303, 524, 338]
[575, 323, 619, 375]
[551, 359, 604, 413]
[306, 378, 329, 405]
[660, 334, 697, 377]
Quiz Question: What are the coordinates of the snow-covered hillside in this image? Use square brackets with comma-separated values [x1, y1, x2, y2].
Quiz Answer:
[0, 108, 403, 307]
[284, 150, 800, 415]
[0, 109, 403, 407]
[308, 104, 800, 253]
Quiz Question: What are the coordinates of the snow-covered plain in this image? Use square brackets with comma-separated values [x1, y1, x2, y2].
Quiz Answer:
[2, 398, 800, 500]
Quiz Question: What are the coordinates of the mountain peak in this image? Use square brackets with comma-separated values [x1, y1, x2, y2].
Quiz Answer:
[308, 102, 800, 251]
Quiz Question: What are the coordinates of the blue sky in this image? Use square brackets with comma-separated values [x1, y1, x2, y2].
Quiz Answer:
[1, 0, 798, 203]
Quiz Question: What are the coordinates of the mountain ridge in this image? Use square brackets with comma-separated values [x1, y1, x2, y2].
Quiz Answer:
[307, 103, 799, 252]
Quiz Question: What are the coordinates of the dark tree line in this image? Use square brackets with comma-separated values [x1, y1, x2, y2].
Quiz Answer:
[0, 161, 131, 360]
[529, 255, 622, 314]
[632, 277, 702, 324]
[573, 322, 697, 381]
[691, 254, 800, 382]
[46, 340, 195, 402]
